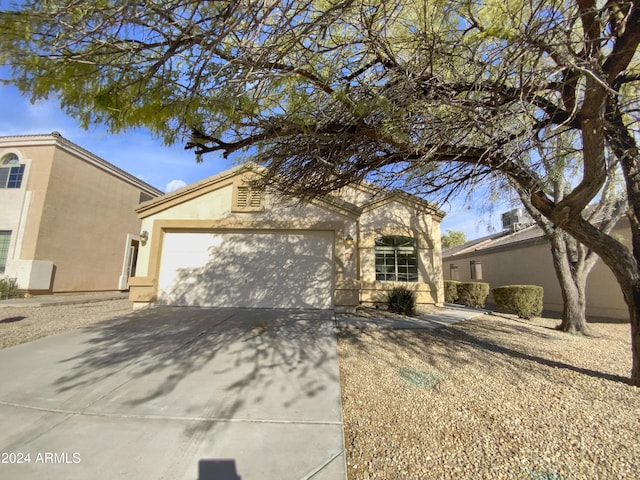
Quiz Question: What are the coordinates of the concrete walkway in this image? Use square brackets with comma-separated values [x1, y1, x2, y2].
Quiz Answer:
[0, 308, 345, 480]
[335, 304, 487, 329]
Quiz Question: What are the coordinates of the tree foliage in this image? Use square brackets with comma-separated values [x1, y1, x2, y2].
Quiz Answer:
[2, 0, 640, 383]
[441, 230, 467, 249]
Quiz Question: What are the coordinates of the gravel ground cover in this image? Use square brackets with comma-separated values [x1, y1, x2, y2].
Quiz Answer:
[0, 299, 132, 350]
[337, 312, 640, 480]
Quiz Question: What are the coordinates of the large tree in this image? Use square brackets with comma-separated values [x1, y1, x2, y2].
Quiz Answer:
[1, 0, 640, 383]
[510, 141, 627, 334]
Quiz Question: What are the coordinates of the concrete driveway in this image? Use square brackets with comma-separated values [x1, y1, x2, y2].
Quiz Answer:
[0, 308, 345, 480]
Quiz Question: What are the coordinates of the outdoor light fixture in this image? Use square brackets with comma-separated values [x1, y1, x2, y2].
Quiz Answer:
[344, 234, 354, 248]
[140, 230, 149, 245]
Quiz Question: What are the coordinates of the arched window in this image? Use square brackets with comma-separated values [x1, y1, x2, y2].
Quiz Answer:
[0, 153, 25, 189]
[375, 236, 418, 282]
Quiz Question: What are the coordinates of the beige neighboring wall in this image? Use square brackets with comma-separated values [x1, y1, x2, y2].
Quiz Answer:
[35, 147, 141, 291]
[442, 221, 631, 319]
[0, 133, 162, 293]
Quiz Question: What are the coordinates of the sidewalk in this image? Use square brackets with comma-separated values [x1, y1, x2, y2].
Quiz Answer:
[0, 291, 129, 308]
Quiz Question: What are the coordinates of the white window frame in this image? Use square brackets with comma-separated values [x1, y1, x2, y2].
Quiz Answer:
[0, 153, 25, 189]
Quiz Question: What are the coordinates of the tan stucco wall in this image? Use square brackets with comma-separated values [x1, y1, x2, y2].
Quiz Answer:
[1, 135, 160, 293]
[31, 146, 148, 291]
[131, 170, 445, 310]
[132, 178, 360, 309]
[442, 223, 631, 319]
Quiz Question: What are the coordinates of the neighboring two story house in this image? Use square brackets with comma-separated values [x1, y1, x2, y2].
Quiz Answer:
[0, 132, 162, 294]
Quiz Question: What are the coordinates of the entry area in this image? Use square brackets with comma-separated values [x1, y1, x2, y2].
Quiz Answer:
[157, 230, 335, 309]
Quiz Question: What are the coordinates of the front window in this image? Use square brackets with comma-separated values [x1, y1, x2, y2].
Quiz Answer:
[0, 154, 25, 189]
[0, 231, 11, 274]
[375, 236, 418, 282]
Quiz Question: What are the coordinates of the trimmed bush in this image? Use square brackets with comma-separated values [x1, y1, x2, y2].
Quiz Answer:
[458, 282, 490, 308]
[444, 280, 461, 303]
[492, 285, 544, 319]
[387, 286, 417, 316]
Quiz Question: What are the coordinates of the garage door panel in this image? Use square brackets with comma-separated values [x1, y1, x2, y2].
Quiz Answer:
[158, 232, 334, 309]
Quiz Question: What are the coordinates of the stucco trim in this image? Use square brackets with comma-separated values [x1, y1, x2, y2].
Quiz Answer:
[136, 164, 249, 216]
[136, 165, 362, 220]
[362, 191, 445, 221]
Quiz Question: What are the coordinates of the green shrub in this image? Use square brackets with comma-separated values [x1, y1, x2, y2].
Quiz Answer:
[444, 280, 461, 303]
[0, 277, 20, 300]
[492, 285, 543, 319]
[458, 282, 490, 308]
[387, 286, 416, 316]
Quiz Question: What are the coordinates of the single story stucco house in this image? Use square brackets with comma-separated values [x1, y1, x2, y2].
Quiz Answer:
[442, 211, 632, 319]
[129, 164, 445, 311]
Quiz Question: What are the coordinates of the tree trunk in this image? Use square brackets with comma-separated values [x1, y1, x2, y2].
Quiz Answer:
[629, 287, 640, 386]
[532, 211, 640, 385]
[549, 232, 589, 334]
[515, 183, 595, 335]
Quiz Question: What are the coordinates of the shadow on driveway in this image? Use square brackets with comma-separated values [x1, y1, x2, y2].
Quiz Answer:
[0, 307, 345, 480]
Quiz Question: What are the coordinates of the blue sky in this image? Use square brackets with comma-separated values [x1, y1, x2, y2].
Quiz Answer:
[0, 83, 504, 240]
[0, 83, 236, 192]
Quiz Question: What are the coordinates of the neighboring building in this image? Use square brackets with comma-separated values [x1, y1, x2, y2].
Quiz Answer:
[0, 132, 163, 293]
[442, 209, 632, 319]
[129, 164, 445, 311]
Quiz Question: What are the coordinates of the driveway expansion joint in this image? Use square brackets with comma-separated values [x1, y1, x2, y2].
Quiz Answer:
[0, 400, 342, 425]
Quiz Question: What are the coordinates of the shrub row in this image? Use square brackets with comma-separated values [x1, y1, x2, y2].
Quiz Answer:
[492, 285, 543, 319]
[444, 281, 544, 318]
[386, 281, 544, 318]
[444, 280, 490, 308]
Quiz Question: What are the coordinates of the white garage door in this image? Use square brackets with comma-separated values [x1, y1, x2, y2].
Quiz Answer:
[157, 231, 334, 309]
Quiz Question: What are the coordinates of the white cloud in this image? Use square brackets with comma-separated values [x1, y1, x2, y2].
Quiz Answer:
[165, 179, 187, 192]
